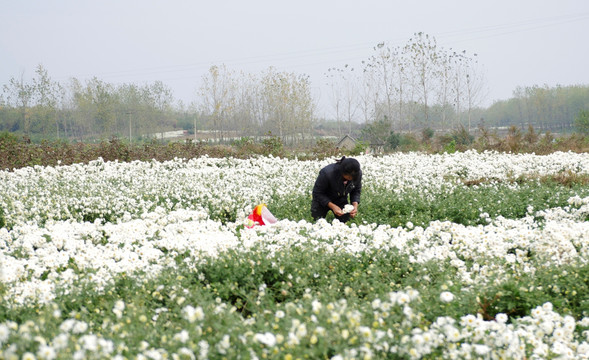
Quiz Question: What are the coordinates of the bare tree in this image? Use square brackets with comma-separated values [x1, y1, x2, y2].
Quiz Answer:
[358, 66, 378, 125]
[326, 65, 359, 135]
[365, 42, 400, 128]
[464, 55, 486, 132]
[437, 49, 452, 132]
[326, 67, 344, 136]
[342, 69, 359, 135]
[404, 32, 441, 127]
[197, 65, 236, 141]
[450, 50, 467, 128]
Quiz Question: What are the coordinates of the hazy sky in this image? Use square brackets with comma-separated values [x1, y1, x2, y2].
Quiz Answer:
[1, 0, 588, 116]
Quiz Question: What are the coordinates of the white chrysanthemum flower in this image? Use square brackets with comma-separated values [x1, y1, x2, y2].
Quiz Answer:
[312, 299, 322, 313]
[174, 330, 190, 343]
[0, 324, 10, 344]
[182, 305, 205, 323]
[495, 313, 508, 324]
[72, 321, 88, 334]
[215, 335, 231, 355]
[253, 332, 276, 347]
[198, 340, 209, 360]
[444, 325, 461, 342]
[22, 352, 36, 360]
[473, 344, 490, 355]
[113, 300, 125, 319]
[440, 291, 454, 303]
[37, 345, 56, 360]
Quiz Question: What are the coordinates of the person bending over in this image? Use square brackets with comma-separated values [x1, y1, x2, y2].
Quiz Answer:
[311, 156, 362, 222]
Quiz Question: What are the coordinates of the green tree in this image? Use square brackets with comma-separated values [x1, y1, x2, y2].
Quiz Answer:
[148, 81, 174, 140]
[574, 109, 589, 135]
[2, 72, 34, 134]
[360, 117, 391, 148]
[260, 67, 314, 145]
[70, 77, 117, 138]
[32, 64, 61, 137]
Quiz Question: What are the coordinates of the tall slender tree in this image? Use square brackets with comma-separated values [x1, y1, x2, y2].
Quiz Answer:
[404, 32, 440, 127]
[32, 64, 61, 137]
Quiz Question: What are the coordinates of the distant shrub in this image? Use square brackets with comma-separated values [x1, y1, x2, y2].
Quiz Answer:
[311, 138, 336, 158]
[350, 140, 368, 155]
[444, 140, 456, 154]
[398, 133, 420, 151]
[422, 127, 435, 143]
[261, 133, 284, 156]
[386, 131, 401, 150]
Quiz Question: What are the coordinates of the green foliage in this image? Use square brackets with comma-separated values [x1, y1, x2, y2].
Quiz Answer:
[386, 131, 400, 150]
[574, 109, 589, 135]
[232, 136, 264, 156]
[444, 139, 456, 154]
[2, 241, 587, 357]
[268, 193, 313, 222]
[451, 125, 474, 146]
[478, 262, 589, 320]
[232, 136, 255, 148]
[311, 138, 336, 158]
[485, 84, 589, 131]
[350, 140, 367, 155]
[261, 132, 284, 156]
[315, 180, 589, 229]
[0, 131, 20, 142]
[422, 127, 435, 142]
[359, 118, 391, 146]
[398, 132, 421, 151]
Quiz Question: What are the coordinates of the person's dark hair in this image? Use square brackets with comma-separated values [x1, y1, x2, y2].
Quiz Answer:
[336, 156, 361, 180]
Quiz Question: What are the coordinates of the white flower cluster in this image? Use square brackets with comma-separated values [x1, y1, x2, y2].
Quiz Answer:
[1, 152, 589, 306]
[2, 151, 588, 229]
[342, 204, 355, 214]
[2, 195, 587, 306]
[1, 152, 589, 358]
[313, 292, 589, 359]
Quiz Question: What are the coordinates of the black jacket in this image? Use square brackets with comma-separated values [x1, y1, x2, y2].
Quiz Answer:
[312, 162, 362, 207]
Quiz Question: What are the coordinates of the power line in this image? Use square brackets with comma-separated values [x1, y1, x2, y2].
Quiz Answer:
[53, 11, 589, 83]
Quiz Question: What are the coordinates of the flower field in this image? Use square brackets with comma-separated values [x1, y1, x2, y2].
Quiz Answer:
[1, 151, 589, 359]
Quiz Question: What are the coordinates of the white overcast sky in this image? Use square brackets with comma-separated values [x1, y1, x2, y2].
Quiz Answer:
[1, 0, 588, 116]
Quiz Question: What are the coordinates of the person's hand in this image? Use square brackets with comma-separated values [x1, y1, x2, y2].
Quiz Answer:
[329, 203, 344, 217]
[349, 203, 359, 218]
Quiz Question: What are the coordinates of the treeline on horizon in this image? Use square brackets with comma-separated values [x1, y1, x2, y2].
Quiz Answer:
[1, 33, 588, 145]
